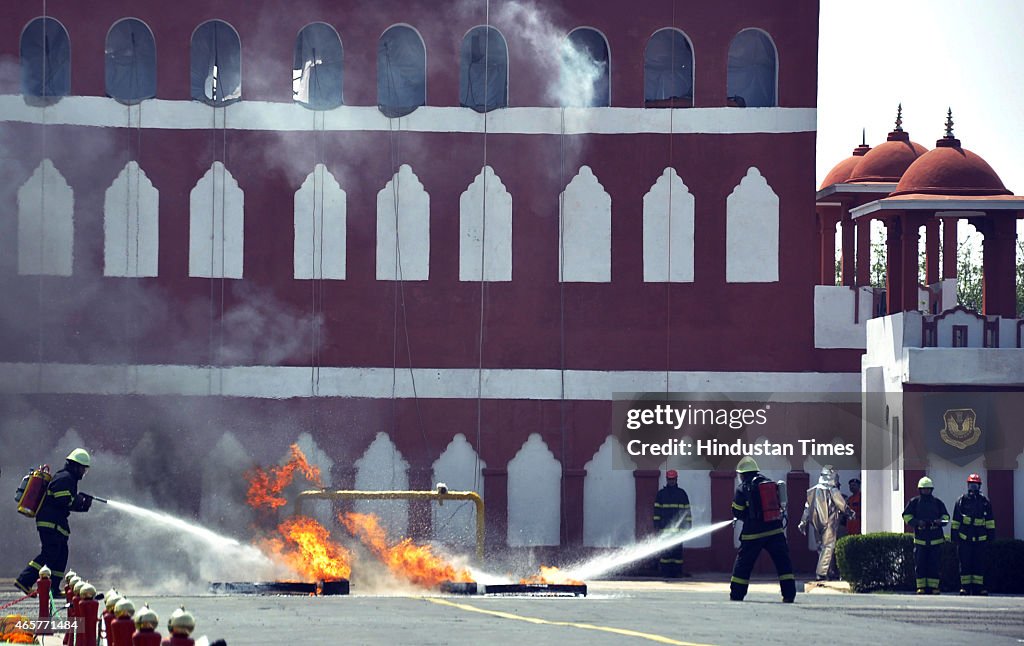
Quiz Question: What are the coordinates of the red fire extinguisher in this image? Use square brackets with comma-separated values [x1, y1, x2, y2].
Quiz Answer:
[16, 465, 52, 517]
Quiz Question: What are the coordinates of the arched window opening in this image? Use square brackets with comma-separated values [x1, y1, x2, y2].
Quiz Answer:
[190, 20, 241, 105]
[293, 22, 343, 110]
[644, 29, 693, 108]
[105, 18, 157, 104]
[377, 25, 425, 118]
[727, 29, 776, 107]
[562, 28, 609, 107]
[459, 26, 508, 113]
[20, 17, 70, 98]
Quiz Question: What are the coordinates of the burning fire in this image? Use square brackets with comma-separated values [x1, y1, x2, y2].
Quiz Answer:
[245, 444, 323, 510]
[260, 516, 352, 581]
[0, 615, 34, 643]
[339, 512, 473, 588]
[246, 445, 351, 581]
[520, 566, 583, 586]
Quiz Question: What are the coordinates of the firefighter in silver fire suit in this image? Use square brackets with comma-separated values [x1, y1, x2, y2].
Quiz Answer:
[798, 465, 849, 581]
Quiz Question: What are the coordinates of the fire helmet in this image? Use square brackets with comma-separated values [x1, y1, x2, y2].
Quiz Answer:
[736, 456, 759, 473]
[917, 476, 934, 489]
[666, 469, 678, 479]
[967, 473, 982, 484]
[66, 448, 91, 468]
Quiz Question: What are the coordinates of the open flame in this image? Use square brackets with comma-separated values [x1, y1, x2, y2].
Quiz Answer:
[245, 444, 322, 510]
[520, 566, 584, 585]
[260, 516, 352, 581]
[0, 615, 34, 643]
[246, 445, 351, 581]
[339, 512, 473, 588]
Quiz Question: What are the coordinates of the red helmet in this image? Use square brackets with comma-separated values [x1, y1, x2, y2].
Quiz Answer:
[666, 470, 678, 479]
[967, 473, 982, 484]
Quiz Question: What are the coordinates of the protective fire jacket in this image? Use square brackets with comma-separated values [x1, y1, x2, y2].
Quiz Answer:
[800, 475, 847, 535]
[951, 493, 995, 543]
[654, 484, 692, 531]
[902, 494, 949, 546]
[731, 474, 784, 541]
[35, 468, 87, 537]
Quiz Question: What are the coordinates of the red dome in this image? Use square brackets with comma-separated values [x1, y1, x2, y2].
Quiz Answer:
[890, 136, 1011, 197]
[847, 130, 927, 183]
[819, 142, 871, 189]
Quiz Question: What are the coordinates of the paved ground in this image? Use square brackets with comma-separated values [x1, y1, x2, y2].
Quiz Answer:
[4, 579, 1022, 645]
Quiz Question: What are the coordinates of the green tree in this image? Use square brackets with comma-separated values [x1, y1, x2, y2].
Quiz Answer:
[956, 243, 983, 313]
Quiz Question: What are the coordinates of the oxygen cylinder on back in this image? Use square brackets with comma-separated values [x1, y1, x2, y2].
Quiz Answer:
[757, 479, 782, 522]
[776, 479, 788, 512]
[16, 465, 51, 517]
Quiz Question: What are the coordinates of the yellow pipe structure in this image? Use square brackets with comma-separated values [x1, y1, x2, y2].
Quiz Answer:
[295, 489, 486, 560]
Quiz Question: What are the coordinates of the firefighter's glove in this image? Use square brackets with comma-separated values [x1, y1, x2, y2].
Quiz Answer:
[797, 520, 807, 536]
[75, 493, 93, 512]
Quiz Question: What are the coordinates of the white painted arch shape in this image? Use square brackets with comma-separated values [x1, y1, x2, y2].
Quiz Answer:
[459, 165, 512, 282]
[17, 159, 74, 276]
[583, 436, 636, 547]
[431, 433, 487, 546]
[376, 164, 430, 281]
[560, 165, 611, 282]
[354, 431, 411, 538]
[189, 161, 244, 279]
[507, 433, 562, 546]
[294, 163, 346, 280]
[643, 167, 695, 282]
[726, 166, 778, 283]
[104, 161, 159, 277]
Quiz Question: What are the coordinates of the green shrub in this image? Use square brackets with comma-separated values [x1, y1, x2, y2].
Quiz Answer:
[837, 533, 1024, 594]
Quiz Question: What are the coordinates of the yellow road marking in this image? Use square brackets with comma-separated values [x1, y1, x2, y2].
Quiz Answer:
[423, 597, 715, 646]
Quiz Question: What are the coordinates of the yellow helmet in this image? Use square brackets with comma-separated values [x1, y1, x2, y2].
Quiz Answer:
[736, 456, 759, 473]
[918, 476, 934, 489]
[66, 448, 91, 468]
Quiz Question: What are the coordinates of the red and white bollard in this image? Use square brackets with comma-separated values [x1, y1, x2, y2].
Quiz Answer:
[102, 589, 122, 646]
[37, 566, 51, 630]
[110, 598, 136, 646]
[78, 583, 100, 646]
[132, 605, 161, 646]
[162, 607, 196, 646]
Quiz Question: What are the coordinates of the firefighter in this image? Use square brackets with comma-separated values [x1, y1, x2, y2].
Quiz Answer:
[653, 469, 692, 577]
[902, 476, 949, 595]
[798, 465, 849, 581]
[845, 477, 861, 535]
[729, 456, 796, 603]
[14, 449, 94, 595]
[951, 473, 994, 596]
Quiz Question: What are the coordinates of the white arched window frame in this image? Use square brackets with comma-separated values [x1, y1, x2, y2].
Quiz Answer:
[377, 24, 426, 118]
[20, 17, 71, 98]
[643, 28, 694, 108]
[190, 19, 242, 105]
[105, 17, 157, 104]
[563, 27, 610, 108]
[293, 22, 344, 110]
[726, 27, 778, 108]
[459, 25, 509, 112]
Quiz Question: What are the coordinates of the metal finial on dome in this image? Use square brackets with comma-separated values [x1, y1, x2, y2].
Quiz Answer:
[862, 128, 866, 146]
[894, 103, 903, 132]
[944, 108, 955, 138]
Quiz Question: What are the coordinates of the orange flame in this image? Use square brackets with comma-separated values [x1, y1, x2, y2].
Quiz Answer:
[520, 566, 584, 586]
[339, 512, 473, 587]
[0, 615, 34, 643]
[259, 516, 352, 581]
[245, 444, 323, 510]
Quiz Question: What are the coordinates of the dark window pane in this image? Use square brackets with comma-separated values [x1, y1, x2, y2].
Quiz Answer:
[191, 20, 241, 105]
[727, 29, 776, 108]
[106, 18, 157, 104]
[20, 17, 70, 98]
[644, 29, 693, 108]
[562, 29, 609, 107]
[459, 26, 508, 112]
[378, 26, 425, 118]
[294, 22, 343, 110]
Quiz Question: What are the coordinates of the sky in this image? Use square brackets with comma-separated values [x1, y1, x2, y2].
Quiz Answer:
[817, 0, 1024, 249]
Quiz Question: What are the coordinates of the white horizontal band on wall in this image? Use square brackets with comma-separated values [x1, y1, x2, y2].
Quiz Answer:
[0, 95, 816, 135]
[0, 362, 860, 400]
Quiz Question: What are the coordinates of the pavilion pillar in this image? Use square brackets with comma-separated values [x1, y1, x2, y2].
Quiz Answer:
[856, 216, 872, 286]
[977, 215, 1018, 317]
[885, 218, 904, 313]
[942, 218, 958, 279]
[841, 212, 856, 286]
